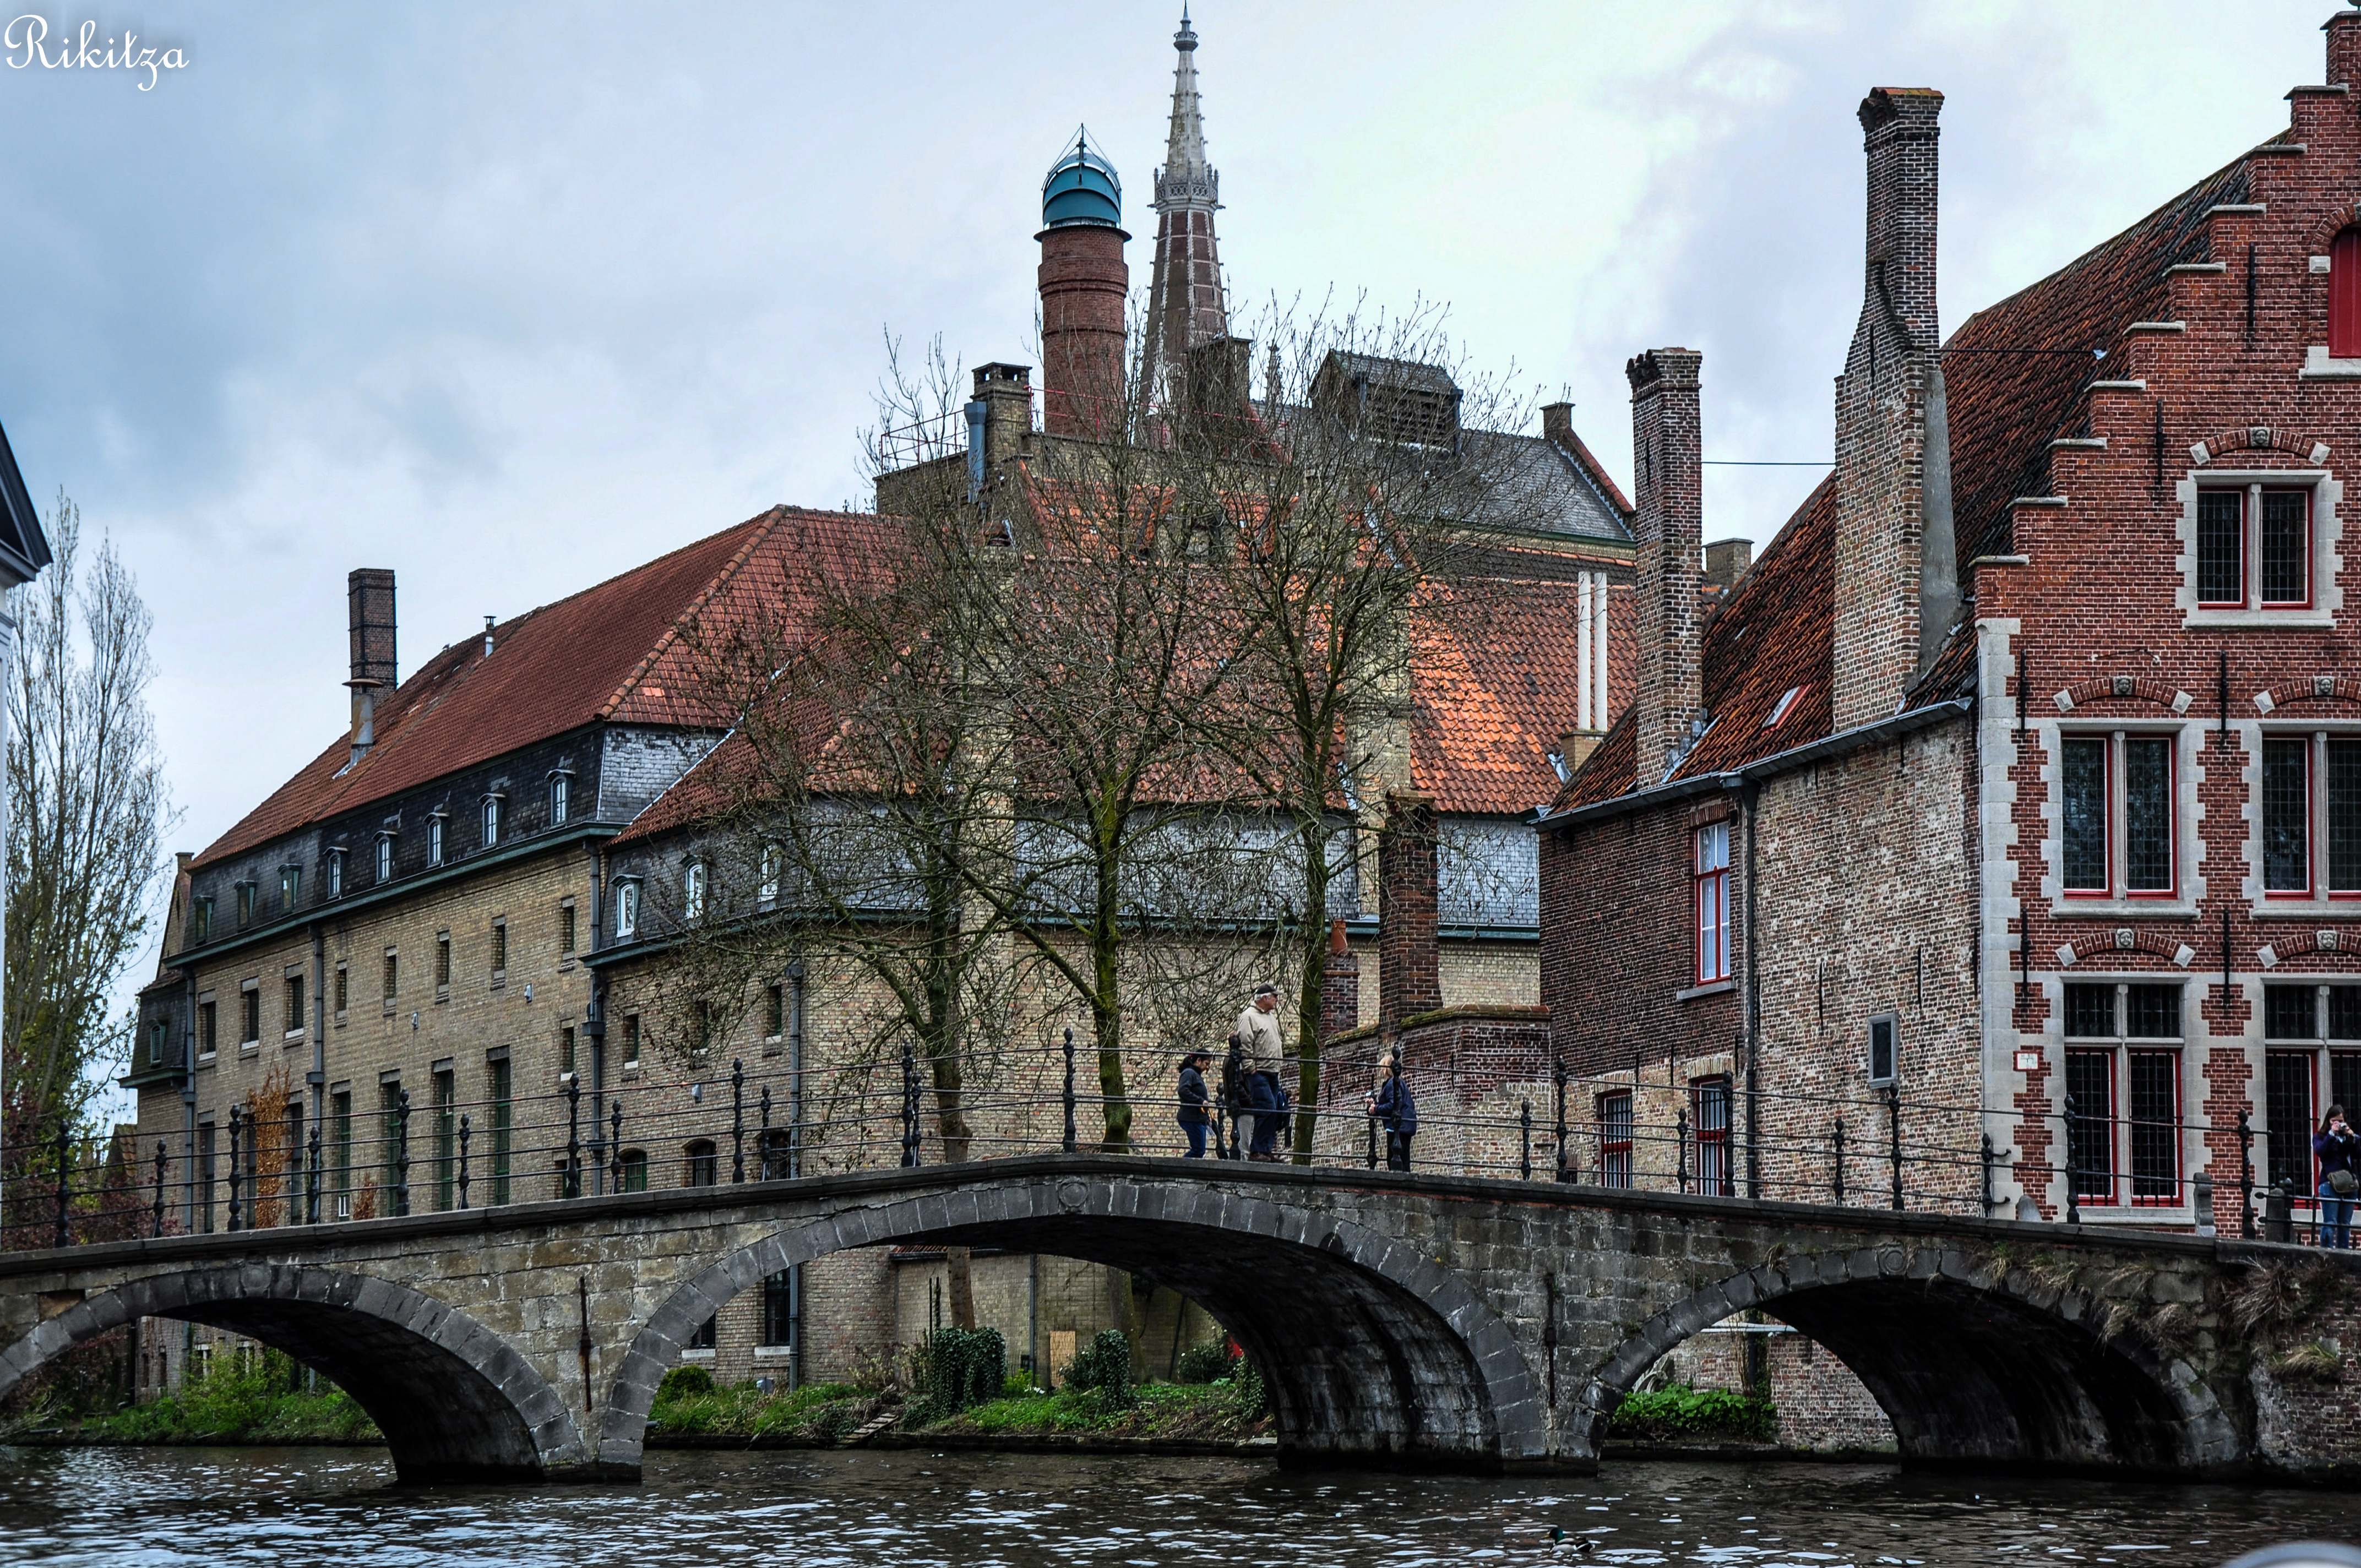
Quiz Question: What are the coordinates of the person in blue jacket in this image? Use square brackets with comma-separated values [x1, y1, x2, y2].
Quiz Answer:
[1365, 1053, 1417, 1172]
[2315, 1104, 2358, 1248]
[1176, 1049, 1213, 1159]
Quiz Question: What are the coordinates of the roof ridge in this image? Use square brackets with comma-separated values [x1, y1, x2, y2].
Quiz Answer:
[595, 507, 791, 721]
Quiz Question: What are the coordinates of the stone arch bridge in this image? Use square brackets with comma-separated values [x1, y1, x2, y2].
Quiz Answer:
[0, 1157, 2351, 1484]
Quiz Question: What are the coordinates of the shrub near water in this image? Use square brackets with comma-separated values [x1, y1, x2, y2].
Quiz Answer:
[1608, 1383, 1776, 1444]
[75, 1351, 380, 1445]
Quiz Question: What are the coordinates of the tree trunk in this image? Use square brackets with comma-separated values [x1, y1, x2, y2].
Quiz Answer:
[947, 1247, 977, 1329]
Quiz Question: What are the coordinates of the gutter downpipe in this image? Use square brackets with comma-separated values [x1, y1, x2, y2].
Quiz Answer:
[182, 971, 198, 1232]
[586, 842, 607, 1197]
[1740, 777, 1762, 1201]
[311, 923, 327, 1219]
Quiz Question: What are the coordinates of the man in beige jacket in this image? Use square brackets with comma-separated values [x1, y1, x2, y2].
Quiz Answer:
[1233, 982, 1289, 1160]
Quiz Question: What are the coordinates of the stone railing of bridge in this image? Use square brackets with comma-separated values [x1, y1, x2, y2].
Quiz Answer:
[2, 1157, 2355, 1485]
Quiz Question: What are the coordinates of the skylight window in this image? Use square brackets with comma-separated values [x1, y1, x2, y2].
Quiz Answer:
[1764, 685, 1807, 731]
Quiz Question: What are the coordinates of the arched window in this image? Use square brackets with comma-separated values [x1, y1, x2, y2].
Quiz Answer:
[684, 1139, 718, 1187]
[683, 862, 706, 921]
[482, 794, 503, 849]
[614, 879, 641, 940]
[2333, 227, 2361, 358]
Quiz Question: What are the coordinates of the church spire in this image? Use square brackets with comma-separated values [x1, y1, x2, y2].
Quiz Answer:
[1143, 7, 1228, 406]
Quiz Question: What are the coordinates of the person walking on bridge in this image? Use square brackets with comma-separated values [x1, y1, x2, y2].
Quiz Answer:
[1177, 1049, 1213, 1159]
[1234, 983, 1290, 1162]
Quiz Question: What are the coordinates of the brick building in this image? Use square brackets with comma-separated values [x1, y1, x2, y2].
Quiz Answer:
[120, 14, 1640, 1397]
[1540, 7, 2361, 1430]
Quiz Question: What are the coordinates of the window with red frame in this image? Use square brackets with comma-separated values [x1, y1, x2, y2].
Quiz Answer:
[1597, 1091, 1633, 1189]
[2196, 486, 2312, 611]
[2064, 981, 2183, 1206]
[2332, 227, 2361, 358]
[2060, 734, 2174, 897]
[1694, 821, 1731, 983]
[1691, 1075, 1733, 1196]
[2260, 733, 2361, 897]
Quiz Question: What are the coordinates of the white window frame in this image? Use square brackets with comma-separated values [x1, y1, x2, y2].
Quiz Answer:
[548, 772, 570, 827]
[2176, 468, 2342, 629]
[375, 834, 394, 884]
[482, 794, 503, 850]
[428, 814, 447, 868]
[1693, 821, 1731, 986]
[325, 848, 345, 899]
[614, 879, 641, 940]
[683, 861, 706, 921]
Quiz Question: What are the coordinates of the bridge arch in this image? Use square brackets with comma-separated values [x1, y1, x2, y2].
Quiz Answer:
[1584, 1243, 2242, 1475]
[0, 1266, 589, 1482]
[599, 1169, 1547, 1473]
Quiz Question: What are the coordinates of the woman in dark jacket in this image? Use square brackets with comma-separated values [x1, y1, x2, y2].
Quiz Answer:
[1177, 1050, 1213, 1158]
[2315, 1104, 2358, 1249]
[1365, 1054, 1417, 1172]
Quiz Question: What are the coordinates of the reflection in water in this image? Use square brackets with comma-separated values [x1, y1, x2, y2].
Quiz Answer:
[0, 1446, 2353, 1567]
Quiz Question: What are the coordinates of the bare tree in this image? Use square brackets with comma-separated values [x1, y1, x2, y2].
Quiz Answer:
[3, 494, 173, 1157]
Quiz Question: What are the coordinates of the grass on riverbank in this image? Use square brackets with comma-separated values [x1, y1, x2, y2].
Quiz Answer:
[918, 1376, 1271, 1442]
[12, 1351, 381, 1446]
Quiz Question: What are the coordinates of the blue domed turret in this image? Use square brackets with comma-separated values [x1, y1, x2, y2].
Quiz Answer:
[1041, 127, 1123, 230]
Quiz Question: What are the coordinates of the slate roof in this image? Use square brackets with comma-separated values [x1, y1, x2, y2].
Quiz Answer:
[192, 508, 886, 869]
[1548, 137, 2270, 819]
[0, 418, 54, 587]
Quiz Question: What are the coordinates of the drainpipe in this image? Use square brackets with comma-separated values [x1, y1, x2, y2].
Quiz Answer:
[310, 922, 327, 1218]
[1740, 778, 1762, 1200]
[787, 960, 806, 1391]
[586, 842, 607, 1196]
[182, 970, 198, 1232]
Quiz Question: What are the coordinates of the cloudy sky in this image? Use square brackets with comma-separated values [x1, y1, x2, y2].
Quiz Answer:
[0, 0, 2336, 992]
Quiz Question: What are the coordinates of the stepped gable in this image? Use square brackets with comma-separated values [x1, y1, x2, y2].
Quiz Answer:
[192, 509, 881, 869]
[1941, 155, 2249, 568]
[1413, 577, 1634, 815]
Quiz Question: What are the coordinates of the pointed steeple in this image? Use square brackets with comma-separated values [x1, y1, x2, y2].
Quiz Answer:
[1143, 7, 1229, 405]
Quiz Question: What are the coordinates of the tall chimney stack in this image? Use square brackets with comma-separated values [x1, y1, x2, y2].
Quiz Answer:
[2329, 8, 2361, 90]
[1832, 86, 1953, 733]
[1038, 129, 1131, 440]
[1626, 349, 1705, 782]
[346, 568, 396, 767]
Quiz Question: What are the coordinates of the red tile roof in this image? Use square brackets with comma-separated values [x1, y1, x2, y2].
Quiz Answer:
[1413, 578, 1634, 815]
[1549, 138, 2269, 820]
[192, 508, 882, 869]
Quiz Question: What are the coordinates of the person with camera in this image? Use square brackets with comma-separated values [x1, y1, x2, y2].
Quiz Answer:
[2315, 1104, 2358, 1249]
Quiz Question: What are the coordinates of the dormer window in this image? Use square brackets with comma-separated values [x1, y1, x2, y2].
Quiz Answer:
[428, 813, 447, 868]
[191, 896, 213, 945]
[683, 862, 706, 921]
[235, 881, 257, 927]
[482, 794, 504, 849]
[548, 771, 571, 828]
[376, 834, 394, 883]
[327, 848, 345, 899]
[614, 878, 641, 940]
[759, 843, 782, 903]
[279, 864, 302, 914]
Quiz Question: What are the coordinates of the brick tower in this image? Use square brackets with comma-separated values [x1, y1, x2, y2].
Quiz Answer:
[1038, 129, 1131, 439]
[1141, 8, 1229, 410]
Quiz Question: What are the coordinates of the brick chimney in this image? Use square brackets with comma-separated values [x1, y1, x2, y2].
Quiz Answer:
[1626, 349, 1705, 782]
[1378, 792, 1441, 1029]
[1320, 919, 1359, 1043]
[346, 568, 395, 768]
[1704, 538, 1753, 593]
[1037, 131, 1130, 440]
[1832, 86, 1956, 733]
[2330, 8, 2361, 88]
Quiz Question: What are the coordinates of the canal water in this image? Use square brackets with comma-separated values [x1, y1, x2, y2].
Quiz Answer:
[0, 1446, 2352, 1567]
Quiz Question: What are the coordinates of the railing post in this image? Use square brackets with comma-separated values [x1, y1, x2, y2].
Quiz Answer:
[456, 1114, 472, 1210]
[2063, 1092, 2081, 1226]
[153, 1141, 169, 1239]
[759, 1084, 773, 1178]
[1553, 1058, 1570, 1183]
[1364, 1107, 1376, 1170]
[1831, 1116, 1846, 1207]
[1979, 1133, 1995, 1215]
[901, 1039, 921, 1168]
[731, 1058, 746, 1183]
[1062, 1026, 1077, 1155]
[53, 1121, 72, 1249]
[1521, 1099, 1532, 1180]
[1886, 1082, 1903, 1211]
[1676, 1108, 1690, 1195]
[2237, 1108, 2256, 1240]
[306, 1122, 323, 1224]
[393, 1089, 412, 1218]
[227, 1106, 245, 1233]
[609, 1101, 624, 1191]
[564, 1077, 582, 1199]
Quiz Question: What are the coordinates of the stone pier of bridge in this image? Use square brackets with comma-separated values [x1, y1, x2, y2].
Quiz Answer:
[1, 1157, 2353, 1484]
